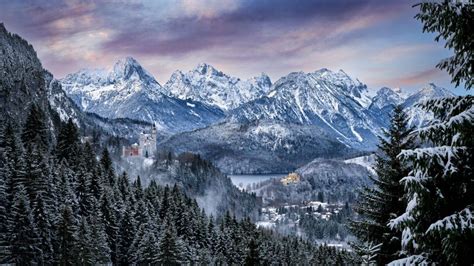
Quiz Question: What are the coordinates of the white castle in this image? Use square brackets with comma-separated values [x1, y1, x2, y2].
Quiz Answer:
[122, 124, 157, 158]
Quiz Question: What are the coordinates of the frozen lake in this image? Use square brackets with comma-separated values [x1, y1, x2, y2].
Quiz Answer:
[229, 174, 286, 189]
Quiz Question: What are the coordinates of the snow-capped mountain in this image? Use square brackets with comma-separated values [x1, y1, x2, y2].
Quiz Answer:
[228, 68, 380, 149]
[163, 63, 272, 111]
[402, 83, 455, 127]
[368, 87, 406, 128]
[369, 87, 404, 110]
[61, 57, 225, 133]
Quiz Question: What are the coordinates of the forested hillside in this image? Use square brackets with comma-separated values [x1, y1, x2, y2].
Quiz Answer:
[0, 109, 358, 264]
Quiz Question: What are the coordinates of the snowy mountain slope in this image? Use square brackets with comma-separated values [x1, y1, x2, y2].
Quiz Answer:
[163, 63, 272, 111]
[344, 154, 376, 175]
[61, 57, 225, 133]
[160, 120, 357, 174]
[228, 69, 380, 149]
[402, 83, 456, 127]
[367, 87, 406, 128]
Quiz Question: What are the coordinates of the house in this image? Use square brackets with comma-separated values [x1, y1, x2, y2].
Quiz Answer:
[281, 172, 301, 185]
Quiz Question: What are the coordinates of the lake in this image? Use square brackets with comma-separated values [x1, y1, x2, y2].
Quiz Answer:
[229, 174, 286, 189]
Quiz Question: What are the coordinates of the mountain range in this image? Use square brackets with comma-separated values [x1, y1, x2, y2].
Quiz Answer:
[0, 21, 457, 174]
[61, 57, 225, 133]
[58, 56, 455, 173]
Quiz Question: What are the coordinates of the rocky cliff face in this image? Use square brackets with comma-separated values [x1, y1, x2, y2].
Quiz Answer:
[0, 23, 52, 126]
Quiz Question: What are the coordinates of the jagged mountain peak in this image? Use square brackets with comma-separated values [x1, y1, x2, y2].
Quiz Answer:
[418, 82, 452, 96]
[164, 63, 272, 111]
[108, 56, 158, 84]
[194, 62, 222, 76]
[61, 58, 225, 132]
[369, 87, 405, 111]
[404, 83, 454, 106]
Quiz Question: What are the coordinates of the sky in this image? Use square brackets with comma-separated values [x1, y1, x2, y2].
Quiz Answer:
[0, 0, 467, 94]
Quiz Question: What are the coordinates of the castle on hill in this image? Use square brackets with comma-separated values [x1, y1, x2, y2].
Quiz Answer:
[122, 124, 157, 158]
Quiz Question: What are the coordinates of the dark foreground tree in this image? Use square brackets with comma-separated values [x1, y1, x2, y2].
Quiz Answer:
[350, 106, 415, 264]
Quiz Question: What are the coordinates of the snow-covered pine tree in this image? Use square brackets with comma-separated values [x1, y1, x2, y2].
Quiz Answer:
[155, 224, 183, 265]
[56, 204, 77, 265]
[117, 171, 131, 203]
[75, 166, 92, 217]
[88, 213, 111, 264]
[415, 1, 474, 89]
[2, 122, 27, 207]
[0, 165, 8, 262]
[99, 186, 118, 263]
[244, 238, 261, 265]
[75, 216, 93, 264]
[33, 192, 54, 265]
[21, 104, 50, 152]
[9, 185, 40, 264]
[388, 1, 474, 264]
[117, 202, 136, 265]
[350, 105, 415, 264]
[56, 118, 80, 164]
[100, 148, 115, 187]
[389, 96, 474, 264]
[23, 145, 50, 205]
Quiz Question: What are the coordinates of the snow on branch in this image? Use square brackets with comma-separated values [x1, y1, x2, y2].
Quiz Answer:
[388, 194, 418, 230]
[427, 207, 474, 233]
[388, 254, 428, 266]
[399, 146, 466, 176]
[415, 105, 474, 142]
[417, 96, 473, 121]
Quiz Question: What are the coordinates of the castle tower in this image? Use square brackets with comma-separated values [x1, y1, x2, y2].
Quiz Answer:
[139, 124, 157, 158]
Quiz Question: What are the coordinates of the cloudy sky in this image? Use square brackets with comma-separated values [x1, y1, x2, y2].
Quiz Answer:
[0, 0, 465, 94]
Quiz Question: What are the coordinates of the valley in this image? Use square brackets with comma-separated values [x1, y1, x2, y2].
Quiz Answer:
[2, 0, 472, 262]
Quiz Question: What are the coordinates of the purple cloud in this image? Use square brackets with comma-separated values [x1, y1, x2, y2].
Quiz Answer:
[0, 0, 456, 92]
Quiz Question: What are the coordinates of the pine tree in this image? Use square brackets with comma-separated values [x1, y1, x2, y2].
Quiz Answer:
[75, 166, 92, 217]
[2, 121, 27, 207]
[0, 167, 8, 262]
[100, 148, 115, 187]
[88, 214, 111, 264]
[117, 171, 131, 203]
[75, 217, 93, 265]
[134, 222, 160, 264]
[389, 96, 474, 264]
[245, 238, 261, 266]
[155, 225, 183, 265]
[56, 118, 80, 164]
[33, 193, 54, 265]
[57, 204, 77, 265]
[117, 203, 136, 265]
[24, 145, 49, 205]
[350, 105, 415, 264]
[387, 2, 474, 264]
[100, 187, 118, 263]
[133, 175, 144, 201]
[21, 103, 49, 151]
[9, 185, 40, 264]
[415, 1, 474, 89]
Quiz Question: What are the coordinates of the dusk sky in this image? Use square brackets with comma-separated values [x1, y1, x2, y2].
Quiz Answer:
[0, 0, 466, 94]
